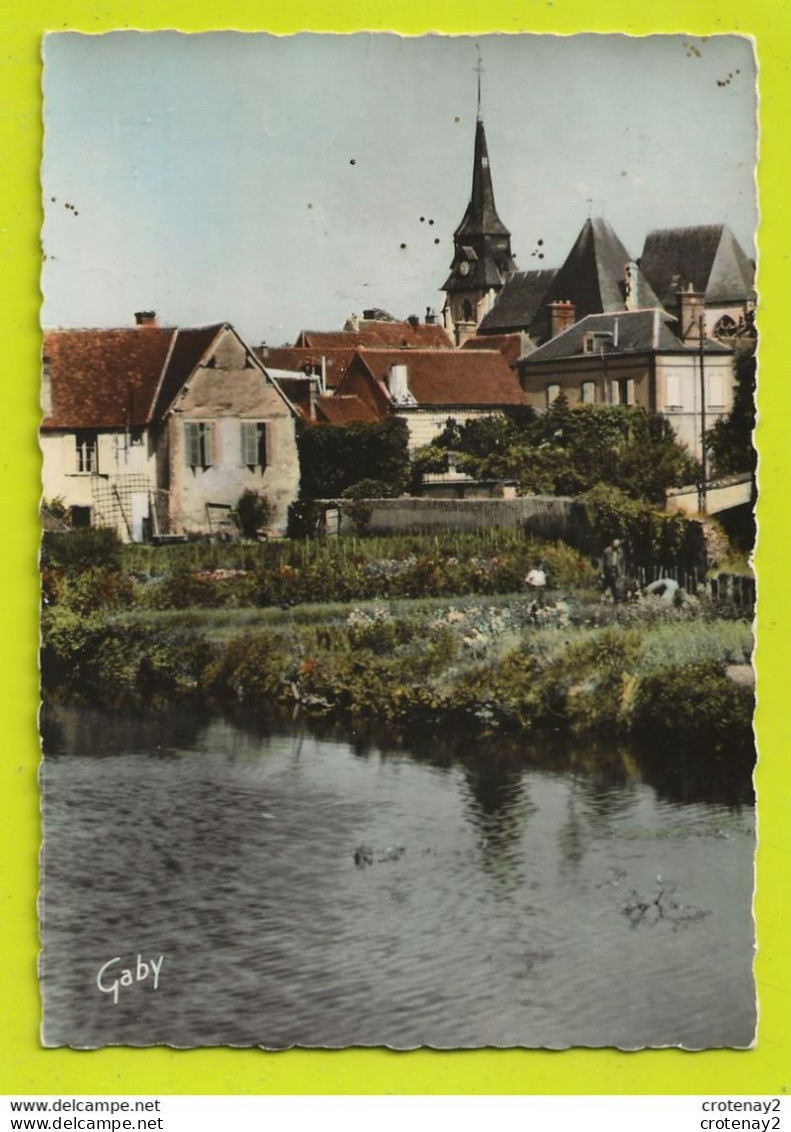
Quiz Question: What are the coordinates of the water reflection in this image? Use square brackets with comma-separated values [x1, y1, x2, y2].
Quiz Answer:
[40, 702, 755, 1050]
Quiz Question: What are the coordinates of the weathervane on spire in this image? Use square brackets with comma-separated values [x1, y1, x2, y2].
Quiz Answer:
[475, 46, 484, 120]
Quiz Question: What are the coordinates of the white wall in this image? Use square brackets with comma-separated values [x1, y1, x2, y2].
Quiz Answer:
[656, 353, 734, 458]
[40, 428, 159, 539]
[396, 407, 504, 450]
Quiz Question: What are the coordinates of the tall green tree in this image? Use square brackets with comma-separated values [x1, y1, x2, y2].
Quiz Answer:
[413, 403, 696, 503]
[297, 417, 411, 500]
[706, 349, 756, 477]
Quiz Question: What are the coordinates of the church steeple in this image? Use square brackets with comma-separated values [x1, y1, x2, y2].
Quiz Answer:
[442, 114, 517, 344]
[455, 118, 511, 242]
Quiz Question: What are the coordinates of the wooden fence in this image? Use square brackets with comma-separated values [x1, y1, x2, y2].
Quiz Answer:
[633, 562, 755, 613]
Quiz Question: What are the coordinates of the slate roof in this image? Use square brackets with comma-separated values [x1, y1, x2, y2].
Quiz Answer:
[315, 395, 381, 425]
[295, 322, 453, 350]
[478, 270, 557, 334]
[460, 333, 528, 369]
[454, 119, 511, 241]
[443, 117, 517, 293]
[639, 224, 756, 308]
[344, 349, 525, 408]
[42, 324, 227, 430]
[521, 309, 732, 365]
[530, 218, 662, 342]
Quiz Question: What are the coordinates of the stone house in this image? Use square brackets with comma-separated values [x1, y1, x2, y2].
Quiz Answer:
[41, 318, 300, 540]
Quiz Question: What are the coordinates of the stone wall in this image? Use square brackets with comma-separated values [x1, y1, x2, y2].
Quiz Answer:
[330, 495, 592, 549]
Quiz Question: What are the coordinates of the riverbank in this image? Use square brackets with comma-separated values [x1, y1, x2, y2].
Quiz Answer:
[42, 589, 754, 756]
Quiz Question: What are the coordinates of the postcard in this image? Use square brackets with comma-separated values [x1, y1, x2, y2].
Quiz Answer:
[39, 31, 757, 1051]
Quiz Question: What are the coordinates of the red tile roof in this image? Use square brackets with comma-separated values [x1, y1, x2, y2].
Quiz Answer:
[255, 346, 356, 390]
[295, 321, 453, 351]
[342, 349, 525, 408]
[42, 325, 224, 430]
[461, 334, 525, 369]
[315, 395, 382, 425]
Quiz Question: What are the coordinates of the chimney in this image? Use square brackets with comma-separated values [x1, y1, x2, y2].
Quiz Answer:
[407, 314, 420, 330]
[624, 261, 640, 311]
[548, 300, 576, 338]
[308, 377, 319, 422]
[425, 306, 437, 325]
[134, 310, 158, 327]
[677, 286, 705, 343]
[41, 354, 52, 417]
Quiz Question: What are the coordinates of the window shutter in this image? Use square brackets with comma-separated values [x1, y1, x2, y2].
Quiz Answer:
[665, 373, 681, 409]
[627, 379, 635, 405]
[706, 372, 725, 409]
[241, 421, 268, 467]
[609, 381, 619, 405]
[203, 422, 214, 467]
[184, 422, 199, 466]
[581, 381, 595, 404]
[241, 422, 253, 465]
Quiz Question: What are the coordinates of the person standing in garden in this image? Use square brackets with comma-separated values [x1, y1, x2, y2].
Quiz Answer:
[602, 539, 626, 603]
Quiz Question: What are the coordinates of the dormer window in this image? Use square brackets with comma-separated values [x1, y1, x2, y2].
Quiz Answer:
[583, 331, 613, 354]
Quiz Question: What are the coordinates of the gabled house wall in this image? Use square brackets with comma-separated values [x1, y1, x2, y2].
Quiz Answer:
[166, 328, 299, 535]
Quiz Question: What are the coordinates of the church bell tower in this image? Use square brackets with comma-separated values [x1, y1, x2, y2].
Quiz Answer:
[442, 74, 516, 345]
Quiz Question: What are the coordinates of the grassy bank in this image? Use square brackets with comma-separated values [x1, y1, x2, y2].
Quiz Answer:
[42, 591, 754, 754]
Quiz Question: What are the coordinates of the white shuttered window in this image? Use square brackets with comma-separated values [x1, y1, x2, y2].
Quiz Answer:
[241, 421, 268, 468]
[184, 421, 214, 468]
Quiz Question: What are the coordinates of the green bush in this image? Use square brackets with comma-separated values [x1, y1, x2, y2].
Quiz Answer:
[143, 570, 223, 610]
[42, 528, 122, 572]
[57, 566, 136, 614]
[631, 661, 754, 752]
[236, 490, 271, 538]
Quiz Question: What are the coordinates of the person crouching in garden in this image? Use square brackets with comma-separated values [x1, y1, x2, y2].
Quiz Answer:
[524, 561, 548, 621]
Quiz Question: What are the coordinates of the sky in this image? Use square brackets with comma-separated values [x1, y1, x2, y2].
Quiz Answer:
[41, 32, 758, 346]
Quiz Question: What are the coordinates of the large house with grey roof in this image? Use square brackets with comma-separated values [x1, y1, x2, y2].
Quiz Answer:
[518, 302, 735, 458]
[41, 317, 300, 540]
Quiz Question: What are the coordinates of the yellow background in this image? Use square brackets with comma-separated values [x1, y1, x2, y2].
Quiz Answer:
[1, 0, 789, 1096]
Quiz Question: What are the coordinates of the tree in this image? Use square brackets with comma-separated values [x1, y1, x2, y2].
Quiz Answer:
[706, 349, 756, 477]
[411, 404, 696, 503]
[297, 417, 411, 500]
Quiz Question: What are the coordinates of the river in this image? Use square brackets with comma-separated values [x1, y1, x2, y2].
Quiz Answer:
[39, 703, 755, 1050]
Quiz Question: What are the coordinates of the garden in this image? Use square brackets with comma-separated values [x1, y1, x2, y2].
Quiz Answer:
[40, 525, 755, 757]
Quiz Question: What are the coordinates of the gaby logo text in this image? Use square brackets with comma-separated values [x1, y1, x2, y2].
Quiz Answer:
[96, 954, 165, 1005]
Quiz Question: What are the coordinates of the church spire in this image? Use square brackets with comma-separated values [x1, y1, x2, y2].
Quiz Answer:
[441, 99, 517, 344]
[455, 117, 511, 240]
